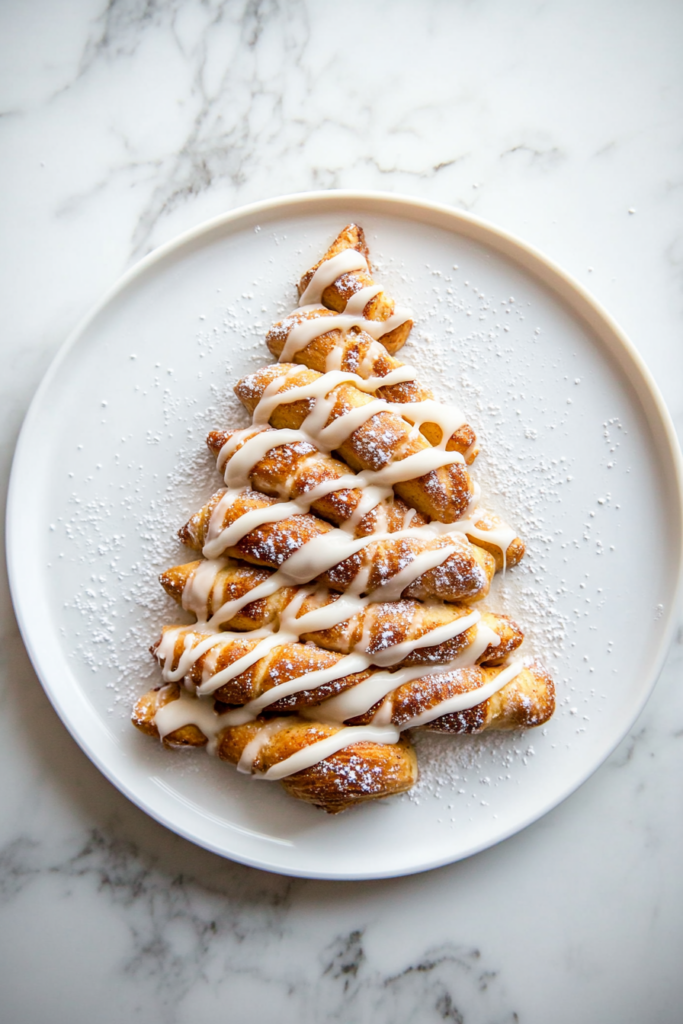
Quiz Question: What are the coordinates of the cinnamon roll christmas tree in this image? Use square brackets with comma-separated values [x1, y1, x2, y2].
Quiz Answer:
[132, 225, 555, 813]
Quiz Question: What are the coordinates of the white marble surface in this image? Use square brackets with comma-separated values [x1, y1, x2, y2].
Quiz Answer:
[1, 1, 682, 1021]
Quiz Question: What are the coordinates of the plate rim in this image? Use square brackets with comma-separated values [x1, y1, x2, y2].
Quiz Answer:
[7, 189, 683, 879]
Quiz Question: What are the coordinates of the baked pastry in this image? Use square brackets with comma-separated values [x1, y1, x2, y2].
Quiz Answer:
[134, 654, 553, 742]
[297, 223, 413, 354]
[133, 685, 417, 813]
[234, 363, 474, 522]
[266, 307, 479, 462]
[147, 615, 551, 731]
[131, 223, 554, 813]
[160, 558, 523, 666]
[179, 487, 495, 606]
[151, 605, 520, 700]
[206, 426, 524, 571]
[207, 425, 431, 533]
[423, 664, 556, 734]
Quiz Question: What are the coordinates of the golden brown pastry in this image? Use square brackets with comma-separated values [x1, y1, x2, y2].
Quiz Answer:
[179, 488, 495, 604]
[133, 685, 418, 813]
[160, 559, 298, 630]
[132, 684, 205, 744]
[234, 363, 474, 522]
[134, 655, 554, 748]
[220, 718, 418, 813]
[160, 559, 523, 667]
[148, 613, 539, 732]
[152, 606, 519, 705]
[464, 508, 525, 572]
[343, 662, 555, 730]
[133, 223, 557, 817]
[265, 308, 479, 462]
[207, 426, 524, 570]
[297, 223, 413, 354]
[151, 624, 372, 706]
[422, 664, 556, 734]
[208, 426, 429, 535]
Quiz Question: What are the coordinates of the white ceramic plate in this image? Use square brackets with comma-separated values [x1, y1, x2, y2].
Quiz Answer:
[8, 192, 682, 879]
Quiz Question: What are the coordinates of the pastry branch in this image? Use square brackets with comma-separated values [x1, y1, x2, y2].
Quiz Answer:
[133, 687, 418, 814]
[179, 487, 495, 608]
[266, 307, 479, 462]
[234, 363, 475, 523]
[148, 602, 540, 731]
[152, 602, 518, 706]
[160, 558, 523, 667]
[135, 659, 553, 742]
[207, 426, 524, 570]
[297, 223, 413, 354]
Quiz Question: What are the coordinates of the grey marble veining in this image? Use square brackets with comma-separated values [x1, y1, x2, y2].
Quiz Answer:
[0, 822, 521, 1023]
[1, 1, 682, 1021]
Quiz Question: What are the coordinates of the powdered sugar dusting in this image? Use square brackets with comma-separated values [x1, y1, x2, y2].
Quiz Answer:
[56, 223, 630, 819]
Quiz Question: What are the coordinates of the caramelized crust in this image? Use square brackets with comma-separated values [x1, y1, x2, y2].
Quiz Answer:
[424, 665, 556, 733]
[151, 608, 521, 709]
[152, 625, 371, 706]
[146, 616, 544, 729]
[220, 719, 419, 813]
[347, 663, 554, 730]
[208, 427, 428, 535]
[133, 657, 554, 776]
[298, 223, 413, 354]
[179, 488, 495, 604]
[160, 560, 522, 667]
[131, 693, 418, 814]
[159, 560, 298, 629]
[131, 683, 207, 747]
[208, 426, 522, 568]
[468, 508, 525, 571]
[266, 309, 478, 462]
[234, 363, 475, 522]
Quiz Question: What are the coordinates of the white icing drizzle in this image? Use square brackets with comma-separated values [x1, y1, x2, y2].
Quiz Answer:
[401, 659, 526, 729]
[251, 368, 416, 426]
[276, 302, 476, 452]
[313, 623, 500, 724]
[219, 427, 300, 486]
[201, 365, 478, 580]
[152, 657, 527, 779]
[299, 249, 369, 305]
[324, 343, 344, 371]
[259, 725, 400, 781]
[152, 250, 526, 785]
[370, 698, 394, 727]
[182, 557, 228, 618]
[203, 492, 307, 560]
[294, 245, 413, 350]
[154, 687, 227, 756]
[223, 652, 369, 725]
[279, 308, 414, 363]
[153, 601, 498, 725]
[373, 306, 414, 337]
[460, 511, 518, 572]
[202, 573, 283, 629]
[202, 517, 477, 627]
[343, 283, 382, 314]
[236, 718, 292, 774]
[195, 631, 289, 697]
[388, 399, 467, 443]
[156, 629, 227, 683]
[369, 609, 480, 667]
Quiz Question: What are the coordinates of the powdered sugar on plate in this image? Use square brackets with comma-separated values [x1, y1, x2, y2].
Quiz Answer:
[56, 225, 634, 815]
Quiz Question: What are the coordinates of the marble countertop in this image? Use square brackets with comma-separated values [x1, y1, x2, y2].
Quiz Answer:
[2, 1, 682, 1021]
